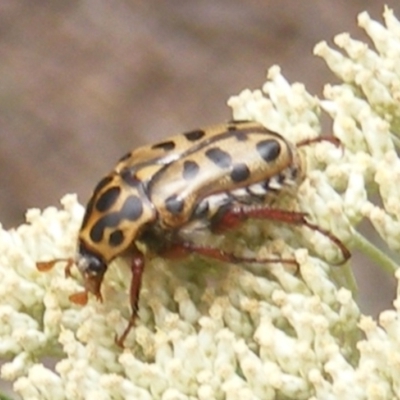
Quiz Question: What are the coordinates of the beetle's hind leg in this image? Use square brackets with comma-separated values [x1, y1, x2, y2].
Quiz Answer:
[212, 204, 350, 265]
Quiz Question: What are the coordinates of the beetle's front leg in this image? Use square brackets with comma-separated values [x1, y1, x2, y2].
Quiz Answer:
[213, 205, 350, 264]
[115, 246, 145, 347]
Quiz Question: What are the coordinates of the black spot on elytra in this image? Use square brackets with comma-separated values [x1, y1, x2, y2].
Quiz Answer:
[93, 176, 113, 194]
[230, 163, 250, 182]
[121, 195, 144, 221]
[184, 129, 205, 141]
[205, 147, 232, 169]
[256, 139, 281, 163]
[182, 160, 200, 181]
[90, 213, 120, 243]
[233, 131, 248, 141]
[95, 186, 121, 212]
[152, 140, 176, 151]
[109, 229, 125, 247]
[120, 169, 141, 187]
[89, 196, 143, 243]
[165, 194, 184, 215]
[81, 175, 114, 229]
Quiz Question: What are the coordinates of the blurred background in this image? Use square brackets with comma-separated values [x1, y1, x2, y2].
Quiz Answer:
[1, 0, 399, 327]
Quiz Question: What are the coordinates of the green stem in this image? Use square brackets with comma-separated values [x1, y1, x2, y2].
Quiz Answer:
[390, 134, 400, 150]
[352, 231, 399, 274]
[341, 262, 358, 295]
[0, 392, 14, 400]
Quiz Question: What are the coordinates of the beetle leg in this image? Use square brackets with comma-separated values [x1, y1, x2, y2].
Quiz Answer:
[296, 135, 341, 148]
[213, 205, 350, 265]
[115, 246, 145, 348]
[64, 258, 75, 278]
[161, 241, 298, 266]
[212, 206, 308, 232]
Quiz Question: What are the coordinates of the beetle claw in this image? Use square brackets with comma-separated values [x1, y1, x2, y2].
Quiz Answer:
[69, 291, 89, 305]
[36, 261, 56, 272]
[114, 319, 136, 348]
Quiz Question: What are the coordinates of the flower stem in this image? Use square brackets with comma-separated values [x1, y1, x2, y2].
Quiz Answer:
[0, 392, 14, 400]
[352, 231, 399, 275]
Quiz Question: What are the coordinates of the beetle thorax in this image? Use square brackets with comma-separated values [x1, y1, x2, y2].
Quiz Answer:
[78, 172, 156, 264]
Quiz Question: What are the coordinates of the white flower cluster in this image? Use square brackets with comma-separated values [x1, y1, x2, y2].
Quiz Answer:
[1, 6, 400, 400]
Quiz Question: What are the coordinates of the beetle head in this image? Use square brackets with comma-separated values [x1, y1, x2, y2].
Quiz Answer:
[75, 244, 107, 300]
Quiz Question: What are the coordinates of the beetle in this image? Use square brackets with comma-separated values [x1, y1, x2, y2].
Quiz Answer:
[37, 120, 350, 346]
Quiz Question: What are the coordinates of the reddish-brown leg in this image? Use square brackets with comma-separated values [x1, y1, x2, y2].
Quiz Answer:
[116, 240, 296, 347]
[213, 205, 350, 265]
[64, 259, 75, 278]
[115, 246, 145, 348]
[296, 135, 341, 149]
[162, 241, 298, 266]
